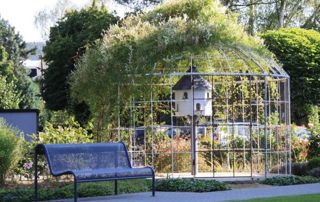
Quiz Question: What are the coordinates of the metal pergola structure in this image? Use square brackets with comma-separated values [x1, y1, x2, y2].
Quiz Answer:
[108, 47, 291, 178]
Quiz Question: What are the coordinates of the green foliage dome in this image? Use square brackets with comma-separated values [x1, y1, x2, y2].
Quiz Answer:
[70, 0, 287, 124]
[73, 0, 285, 80]
[101, 0, 282, 74]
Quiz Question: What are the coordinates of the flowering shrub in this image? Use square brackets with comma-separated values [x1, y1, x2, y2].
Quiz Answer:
[291, 134, 309, 162]
[0, 118, 22, 185]
[23, 162, 33, 170]
[22, 162, 33, 178]
[13, 140, 42, 180]
[152, 135, 191, 173]
[13, 117, 93, 180]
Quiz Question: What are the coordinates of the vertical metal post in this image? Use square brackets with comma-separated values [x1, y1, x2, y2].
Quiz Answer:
[144, 103, 147, 166]
[152, 174, 155, 196]
[114, 180, 118, 195]
[268, 82, 272, 169]
[170, 79, 175, 174]
[34, 149, 38, 202]
[211, 75, 215, 177]
[264, 76, 269, 178]
[287, 78, 292, 175]
[191, 114, 198, 176]
[191, 58, 198, 176]
[249, 76, 253, 180]
[117, 84, 121, 141]
[241, 88, 245, 171]
[276, 80, 280, 175]
[256, 81, 260, 173]
[74, 178, 78, 202]
[133, 98, 136, 166]
[232, 132, 235, 177]
[231, 79, 235, 178]
[150, 91, 155, 167]
[130, 98, 134, 164]
[284, 79, 288, 175]
[226, 81, 230, 171]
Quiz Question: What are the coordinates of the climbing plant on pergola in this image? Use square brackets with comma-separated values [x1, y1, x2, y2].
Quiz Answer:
[70, 0, 291, 178]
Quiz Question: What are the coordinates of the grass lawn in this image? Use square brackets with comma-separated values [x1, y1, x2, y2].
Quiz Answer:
[238, 194, 320, 202]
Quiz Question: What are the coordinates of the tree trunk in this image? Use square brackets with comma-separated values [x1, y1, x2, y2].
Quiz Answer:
[278, 0, 286, 28]
[95, 102, 108, 142]
[248, 0, 256, 35]
[0, 174, 5, 186]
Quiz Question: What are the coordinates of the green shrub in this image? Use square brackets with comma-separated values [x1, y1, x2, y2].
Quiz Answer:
[307, 157, 320, 170]
[262, 28, 320, 124]
[270, 163, 308, 176]
[156, 178, 230, 192]
[291, 163, 308, 176]
[37, 117, 93, 144]
[0, 179, 151, 201]
[308, 135, 320, 159]
[0, 119, 22, 185]
[262, 176, 320, 186]
[308, 167, 320, 178]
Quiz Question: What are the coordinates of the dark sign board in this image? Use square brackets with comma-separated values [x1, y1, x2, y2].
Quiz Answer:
[0, 109, 39, 141]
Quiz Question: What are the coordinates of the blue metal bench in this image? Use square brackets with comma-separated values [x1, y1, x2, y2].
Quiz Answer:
[34, 142, 155, 202]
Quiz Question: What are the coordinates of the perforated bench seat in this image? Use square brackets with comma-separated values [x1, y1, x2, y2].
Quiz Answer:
[73, 167, 154, 181]
[34, 142, 155, 202]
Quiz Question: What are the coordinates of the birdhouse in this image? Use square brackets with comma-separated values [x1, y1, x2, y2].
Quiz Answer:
[172, 66, 212, 117]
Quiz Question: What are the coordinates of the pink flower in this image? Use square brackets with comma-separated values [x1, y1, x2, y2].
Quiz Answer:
[23, 162, 33, 170]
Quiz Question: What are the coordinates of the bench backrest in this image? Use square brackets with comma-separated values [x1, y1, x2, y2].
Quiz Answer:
[36, 142, 131, 176]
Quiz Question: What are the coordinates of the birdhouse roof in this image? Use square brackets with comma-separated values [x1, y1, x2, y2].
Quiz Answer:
[172, 66, 212, 90]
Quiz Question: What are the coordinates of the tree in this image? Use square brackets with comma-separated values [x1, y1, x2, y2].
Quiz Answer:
[0, 16, 41, 110]
[114, 0, 160, 10]
[0, 46, 21, 109]
[0, 76, 21, 109]
[221, 0, 320, 34]
[112, 0, 320, 33]
[302, 1, 320, 31]
[34, 0, 76, 40]
[42, 4, 118, 123]
[261, 28, 320, 124]
[0, 17, 30, 64]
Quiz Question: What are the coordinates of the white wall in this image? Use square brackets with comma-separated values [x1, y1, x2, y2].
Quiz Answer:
[173, 89, 212, 117]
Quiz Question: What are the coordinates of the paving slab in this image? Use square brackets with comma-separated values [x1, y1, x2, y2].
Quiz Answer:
[46, 183, 320, 202]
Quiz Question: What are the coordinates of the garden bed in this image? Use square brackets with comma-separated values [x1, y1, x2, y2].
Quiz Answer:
[261, 176, 320, 186]
[0, 179, 151, 202]
[156, 178, 230, 192]
[0, 178, 231, 202]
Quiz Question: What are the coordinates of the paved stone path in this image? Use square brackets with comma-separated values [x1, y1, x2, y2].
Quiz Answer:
[47, 183, 320, 202]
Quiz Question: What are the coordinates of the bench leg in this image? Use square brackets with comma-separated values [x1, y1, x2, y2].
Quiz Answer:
[114, 180, 118, 195]
[74, 178, 78, 202]
[152, 175, 155, 196]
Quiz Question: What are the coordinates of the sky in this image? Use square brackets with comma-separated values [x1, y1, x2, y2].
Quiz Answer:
[0, 0, 122, 42]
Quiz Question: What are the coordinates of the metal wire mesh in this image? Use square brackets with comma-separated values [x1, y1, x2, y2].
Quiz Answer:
[105, 49, 291, 178]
